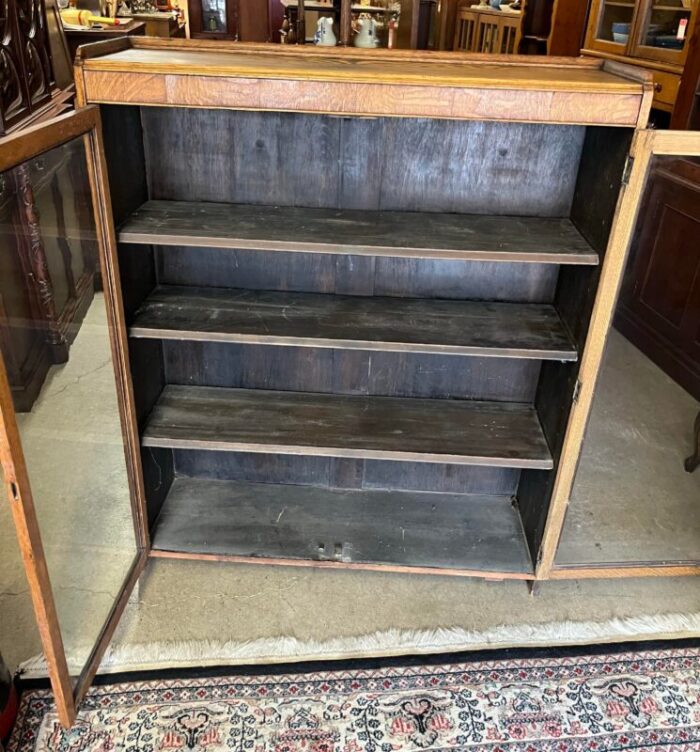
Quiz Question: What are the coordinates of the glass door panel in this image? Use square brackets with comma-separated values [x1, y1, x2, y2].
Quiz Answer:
[595, 0, 637, 47]
[634, 0, 697, 61]
[201, 0, 228, 31]
[0, 109, 142, 726]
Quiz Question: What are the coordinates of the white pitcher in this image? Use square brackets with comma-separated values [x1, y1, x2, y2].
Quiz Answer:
[354, 17, 379, 48]
[314, 17, 336, 46]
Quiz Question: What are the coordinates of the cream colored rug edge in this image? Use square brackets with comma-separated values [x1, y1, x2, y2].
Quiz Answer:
[19, 611, 700, 679]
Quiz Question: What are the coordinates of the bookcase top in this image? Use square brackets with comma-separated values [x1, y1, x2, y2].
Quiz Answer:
[77, 39, 653, 126]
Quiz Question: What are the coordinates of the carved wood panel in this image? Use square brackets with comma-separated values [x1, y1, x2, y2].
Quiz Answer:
[0, 0, 54, 133]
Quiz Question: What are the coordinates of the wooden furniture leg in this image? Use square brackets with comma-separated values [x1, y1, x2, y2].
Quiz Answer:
[685, 411, 700, 473]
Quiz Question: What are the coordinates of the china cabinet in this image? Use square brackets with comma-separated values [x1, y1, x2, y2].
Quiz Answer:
[584, 0, 700, 113]
[1, 39, 700, 729]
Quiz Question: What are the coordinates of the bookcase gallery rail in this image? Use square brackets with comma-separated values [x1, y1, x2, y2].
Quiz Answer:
[1, 39, 699, 726]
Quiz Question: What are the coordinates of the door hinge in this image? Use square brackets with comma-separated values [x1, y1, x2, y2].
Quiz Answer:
[622, 155, 635, 186]
[573, 379, 582, 403]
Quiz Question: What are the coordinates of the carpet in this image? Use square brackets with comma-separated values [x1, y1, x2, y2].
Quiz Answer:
[9, 647, 700, 752]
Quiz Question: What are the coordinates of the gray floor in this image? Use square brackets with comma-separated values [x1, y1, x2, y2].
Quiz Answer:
[1, 306, 698, 678]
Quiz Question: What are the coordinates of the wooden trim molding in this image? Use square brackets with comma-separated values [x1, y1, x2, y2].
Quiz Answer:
[83, 120, 150, 550]
[0, 108, 99, 173]
[74, 38, 651, 126]
[79, 70, 646, 126]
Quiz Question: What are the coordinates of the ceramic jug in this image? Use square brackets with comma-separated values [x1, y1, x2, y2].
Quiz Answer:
[314, 16, 336, 46]
[354, 17, 379, 48]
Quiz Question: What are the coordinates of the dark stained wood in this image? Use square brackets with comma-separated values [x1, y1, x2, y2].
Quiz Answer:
[151, 477, 533, 574]
[142, 385, 553, 469]
[139, 110, 586, 216]
[131, 285, 578, 360]
[119, 200, 599, 265]
[172, 449, 520, 495]
[616, 158, 700, 401]
[100, 106, 149, 229]
[162, 342, 541, 402]
[157, 247, 559, 303]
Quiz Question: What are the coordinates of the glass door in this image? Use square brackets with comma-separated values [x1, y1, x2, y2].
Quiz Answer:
[632, 0, 699, 64]
[587, 0, 638, 53]
[0, 107, 146, 727]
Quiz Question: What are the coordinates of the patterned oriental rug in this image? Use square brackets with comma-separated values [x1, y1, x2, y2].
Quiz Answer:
[8, 647, 700, 752]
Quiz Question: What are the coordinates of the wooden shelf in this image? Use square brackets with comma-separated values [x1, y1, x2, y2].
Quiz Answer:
[142, 385, 553, 469]
[118, 201, 600, 265]
[130, 286, 578, 361]
[152, 477, 533, 575]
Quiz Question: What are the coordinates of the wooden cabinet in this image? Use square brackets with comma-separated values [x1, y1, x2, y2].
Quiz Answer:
[584, 0, 699, 113]
[616, 156, 700, 401]
[453, 3, 521, 52]
[0, 0, 54, 133]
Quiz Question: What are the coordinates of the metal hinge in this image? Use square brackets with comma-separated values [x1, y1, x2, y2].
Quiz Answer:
[622, 155, 635, 186]
[573, 379, 582, 403]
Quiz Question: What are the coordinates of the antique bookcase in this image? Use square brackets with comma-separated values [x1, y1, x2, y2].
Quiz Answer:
[2, 40, 700, 725]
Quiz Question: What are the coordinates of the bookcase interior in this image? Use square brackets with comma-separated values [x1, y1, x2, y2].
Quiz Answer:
[103, 104, 634, 579]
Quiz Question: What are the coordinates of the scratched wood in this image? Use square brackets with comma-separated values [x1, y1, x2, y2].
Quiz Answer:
[142, 385, 553, 469]
[131, 286, 577, 360]
[119, 201, 598, 264]
[151, 477, 533, 574]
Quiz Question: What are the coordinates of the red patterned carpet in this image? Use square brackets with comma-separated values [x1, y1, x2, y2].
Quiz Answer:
[8, 647, 700, 752]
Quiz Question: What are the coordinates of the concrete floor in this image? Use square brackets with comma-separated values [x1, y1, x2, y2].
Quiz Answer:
[0, 295, 137, 674]
[1, 304, 698, 678]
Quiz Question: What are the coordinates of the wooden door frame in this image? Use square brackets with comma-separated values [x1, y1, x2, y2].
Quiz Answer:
[537, 128, 700, 582]
[0, 106, 149, 727]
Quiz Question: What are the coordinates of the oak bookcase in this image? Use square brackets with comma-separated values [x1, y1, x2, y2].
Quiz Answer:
[71, 40, 660, 583]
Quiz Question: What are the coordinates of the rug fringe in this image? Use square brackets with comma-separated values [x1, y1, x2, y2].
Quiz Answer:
[19, 611, 700, 679]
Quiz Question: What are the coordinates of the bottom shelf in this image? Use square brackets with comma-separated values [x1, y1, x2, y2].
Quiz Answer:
[151, 477, 533, 577]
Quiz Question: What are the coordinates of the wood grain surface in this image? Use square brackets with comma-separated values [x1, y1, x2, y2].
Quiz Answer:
[119, 200, 599, 264]
[130, 286, 578, 360]
[142, 385, 553, 469]
[81, 44, 644, 91]
[151, 476, 533, 574]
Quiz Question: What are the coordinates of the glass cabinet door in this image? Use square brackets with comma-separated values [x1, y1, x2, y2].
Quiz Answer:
[590, 0, 637, 51]
[201, 0, 228, 31]
[0, 107, 145, 727]
[632, 0, 698, 64]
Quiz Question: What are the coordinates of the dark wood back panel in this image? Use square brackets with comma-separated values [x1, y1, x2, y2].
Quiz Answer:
[157, 247, 560, 303]
[162, 341, 542, 402]
[140, 107, 585, 216]
[100, 106, 149, 228]
[173, 449, 520, 496]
